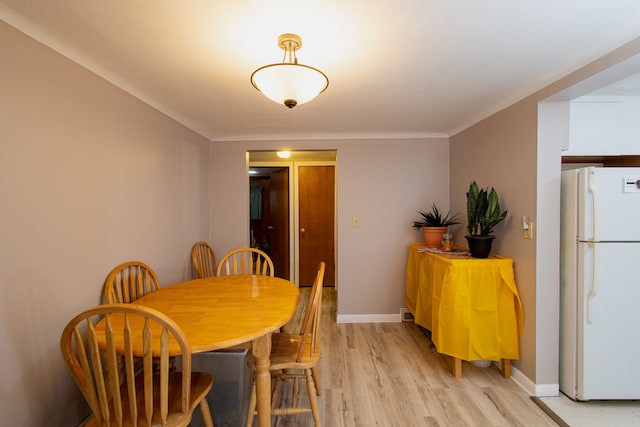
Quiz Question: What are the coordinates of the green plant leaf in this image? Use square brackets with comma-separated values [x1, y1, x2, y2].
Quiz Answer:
[412, 203, 460, 229]
[466, 182, 508, 236]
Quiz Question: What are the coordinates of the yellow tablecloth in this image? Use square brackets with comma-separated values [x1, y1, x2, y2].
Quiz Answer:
[405, 242, 523, 362]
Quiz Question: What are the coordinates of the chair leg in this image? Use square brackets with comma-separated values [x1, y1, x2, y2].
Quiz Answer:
[292, 375, 299, 407]
[199, 398, 215, 427]
[245, 382, 257, 427]
[271, 375, 282, 409]
[305, 368, 322, 426]
[311, 366, 321, 395]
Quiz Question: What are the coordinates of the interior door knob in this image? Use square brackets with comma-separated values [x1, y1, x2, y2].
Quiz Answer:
[301, 228, 306, 234]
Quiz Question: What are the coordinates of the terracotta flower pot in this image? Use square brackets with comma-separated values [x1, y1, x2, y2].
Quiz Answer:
[422, 226, 448, 248]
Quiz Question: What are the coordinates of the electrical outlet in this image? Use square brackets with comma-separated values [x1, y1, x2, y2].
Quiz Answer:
[352, 216, 360, 227]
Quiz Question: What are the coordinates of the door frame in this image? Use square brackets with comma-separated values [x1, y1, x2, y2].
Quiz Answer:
[293, 160, 337, 287]
[248, 161, 295, 280]
[248, 155, 337, 287]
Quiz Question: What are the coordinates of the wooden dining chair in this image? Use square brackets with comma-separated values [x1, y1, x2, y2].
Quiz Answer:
[245, 262, 325, 427]
[60, 303, 214, 427]
[103, 261, 160, 304]
[191, 241, 218, 279]
[216, 247, 274, 277]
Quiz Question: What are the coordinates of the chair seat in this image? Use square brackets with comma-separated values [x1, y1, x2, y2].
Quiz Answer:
[268, 333, 321, 370]
[84, 371, 213, 427]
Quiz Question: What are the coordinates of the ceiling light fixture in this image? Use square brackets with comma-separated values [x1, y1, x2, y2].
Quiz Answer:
[276, 151, 292, 159]
[251, 33, 329, 109]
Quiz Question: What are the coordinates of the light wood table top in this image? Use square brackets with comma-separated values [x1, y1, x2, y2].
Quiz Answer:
[134, 274, 299, 352]
[110, 274, 299, 427]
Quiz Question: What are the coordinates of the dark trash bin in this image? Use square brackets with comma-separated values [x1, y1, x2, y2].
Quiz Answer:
[183, 349, 254, 427]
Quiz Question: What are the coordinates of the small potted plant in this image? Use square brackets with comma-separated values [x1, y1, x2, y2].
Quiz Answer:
[412, 204, 460, 248]
[465, 181, 508, 258]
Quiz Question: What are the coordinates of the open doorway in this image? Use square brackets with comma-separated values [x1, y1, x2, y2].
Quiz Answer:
[249, 166, 290, 279]
[248, 150, 336, 287]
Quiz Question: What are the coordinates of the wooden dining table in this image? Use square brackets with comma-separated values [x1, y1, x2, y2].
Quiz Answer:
[110, 274, 300, 427]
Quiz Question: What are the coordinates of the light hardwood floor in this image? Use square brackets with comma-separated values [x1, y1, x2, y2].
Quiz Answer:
[268, 287, 558, 427]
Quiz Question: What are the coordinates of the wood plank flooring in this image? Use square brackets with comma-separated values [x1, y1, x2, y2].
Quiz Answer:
[267, 287, 558, 427]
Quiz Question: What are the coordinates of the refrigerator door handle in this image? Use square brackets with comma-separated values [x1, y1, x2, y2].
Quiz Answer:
[587, 241, 598, 324]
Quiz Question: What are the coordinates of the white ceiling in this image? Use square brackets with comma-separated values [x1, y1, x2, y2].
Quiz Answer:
[2, 1, 640, 141]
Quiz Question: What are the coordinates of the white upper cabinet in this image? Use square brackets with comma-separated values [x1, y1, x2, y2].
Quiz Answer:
[563, 96, 640, 156]
[564, 100, 622, 155]
[621, 98, 640, 154]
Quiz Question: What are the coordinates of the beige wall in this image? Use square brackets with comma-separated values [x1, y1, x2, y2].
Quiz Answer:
[0, 21, 211, 425]
[450, 36, 640, 391]
[210, 137, 451, 318]
[450, 100, 539, 380]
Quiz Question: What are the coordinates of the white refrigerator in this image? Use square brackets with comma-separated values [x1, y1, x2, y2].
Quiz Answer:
[560, 166, 640, 400]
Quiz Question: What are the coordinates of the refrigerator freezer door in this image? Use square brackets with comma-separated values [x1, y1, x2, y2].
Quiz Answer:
[576, 241, 640, 400]
[577, 167, 640, 242]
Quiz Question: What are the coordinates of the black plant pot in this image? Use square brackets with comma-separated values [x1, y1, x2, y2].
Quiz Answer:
[465, 235, 495, 258]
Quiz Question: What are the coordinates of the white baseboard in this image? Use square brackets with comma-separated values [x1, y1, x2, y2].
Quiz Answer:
[534, 383, 560, 397]
[336, 313, 401, 323]
[509, 364, 559, 397]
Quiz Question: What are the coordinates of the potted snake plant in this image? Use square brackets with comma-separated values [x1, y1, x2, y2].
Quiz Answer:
[412, 204, 460, 248]
[465, 181, 508, 258]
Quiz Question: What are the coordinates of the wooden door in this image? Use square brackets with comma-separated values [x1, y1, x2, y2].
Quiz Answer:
[298, 165, 335, 286]
[269, 168, 289, 279]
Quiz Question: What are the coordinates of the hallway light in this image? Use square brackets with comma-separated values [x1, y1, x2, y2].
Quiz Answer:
[277, 151, 292, 159]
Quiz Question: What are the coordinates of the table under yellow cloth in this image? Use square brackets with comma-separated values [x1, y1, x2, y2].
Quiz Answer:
[405, 242, 523, 362]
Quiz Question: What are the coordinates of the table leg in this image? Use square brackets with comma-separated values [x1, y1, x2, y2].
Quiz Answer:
[453, 357, 462, 378]
[252, 334, 272, 427]
[501, 359, 511, 378]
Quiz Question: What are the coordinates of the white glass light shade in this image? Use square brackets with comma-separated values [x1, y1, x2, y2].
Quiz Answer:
[251, 63, 328, 108]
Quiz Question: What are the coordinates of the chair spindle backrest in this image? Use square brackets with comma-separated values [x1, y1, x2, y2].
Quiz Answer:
[103, 261, 160, 304]
[216, 247, 274, 277]
[191, 241, 218, 279]
[60, 304, 192, 425]
[297, 261, 325, 361]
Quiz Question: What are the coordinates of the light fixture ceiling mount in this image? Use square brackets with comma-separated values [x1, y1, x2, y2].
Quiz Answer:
[251, 33, 329, 109]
